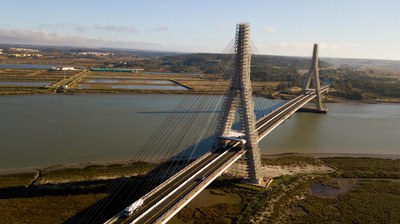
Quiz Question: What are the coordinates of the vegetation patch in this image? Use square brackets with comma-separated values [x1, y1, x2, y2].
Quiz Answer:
[37, 161, 157, 184]
[285, 180, 400, 224]
[0, 172, 37, 189]
[322, 157, 400, 178]
[0, 157, 399, 223]
[0, 193, 107, 224]
[262, 156, 324, 167]
[176, 177, 259, 223]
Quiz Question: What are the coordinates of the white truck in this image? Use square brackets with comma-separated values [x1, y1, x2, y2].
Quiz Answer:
[122, 198, 144, 217]
[221, 131, 247, 149]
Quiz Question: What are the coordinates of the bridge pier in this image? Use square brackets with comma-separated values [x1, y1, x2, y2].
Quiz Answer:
[215, 23, 263, 186]
[301, 43, 328, 113]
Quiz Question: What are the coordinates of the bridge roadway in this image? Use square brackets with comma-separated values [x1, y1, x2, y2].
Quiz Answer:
[106, 86, 329, 224]
[256, 85, 329, 140]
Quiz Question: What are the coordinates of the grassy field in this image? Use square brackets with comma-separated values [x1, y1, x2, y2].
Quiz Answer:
[0, 194, 107, 224]
[0, 157, 399, 223]
[322, 157, 400, 178]
[38, 162, 157, 184]
[262, 156, 324, 167]
[284, 180, 400, 224]
[175, 178, 259, 224]
[0, 172, 37, 189]
[261, 157, 400, 224]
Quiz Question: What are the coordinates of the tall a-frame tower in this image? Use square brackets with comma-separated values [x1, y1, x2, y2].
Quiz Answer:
[302, 43, 328, 112]
[215, 24, 262, 185]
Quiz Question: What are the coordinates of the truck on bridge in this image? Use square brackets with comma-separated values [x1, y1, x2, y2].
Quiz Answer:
[122, 198, 144, 217]
[220, 131, 247, 150]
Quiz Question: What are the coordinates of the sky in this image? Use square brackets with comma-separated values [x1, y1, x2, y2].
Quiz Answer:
[1, 0, 399, 60]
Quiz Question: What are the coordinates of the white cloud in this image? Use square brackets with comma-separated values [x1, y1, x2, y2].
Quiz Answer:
[94, 25, 137, 33]
[39, 23, 67, 30]
[271, 42, 359, 51]
[152, 26, 169, 32]
[74, 25, 89, 32]
[251, 41, 362, 58]
[262, 26, 276, 33]
[0, 28, 158, 49]
[0, 28, 203, 52]
[39, 23, 138, 33]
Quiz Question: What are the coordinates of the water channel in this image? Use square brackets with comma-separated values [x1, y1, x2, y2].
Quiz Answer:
[0, 94, 399, 171]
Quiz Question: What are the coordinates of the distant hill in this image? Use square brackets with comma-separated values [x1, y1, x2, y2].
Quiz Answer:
[322, 57, 400, 69]
[0, 43, 181, 58]
[160, 53, 332, 72]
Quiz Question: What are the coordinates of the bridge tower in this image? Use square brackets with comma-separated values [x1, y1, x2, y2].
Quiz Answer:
[216, 23, 262, 185]
[302, 43, 328, 113]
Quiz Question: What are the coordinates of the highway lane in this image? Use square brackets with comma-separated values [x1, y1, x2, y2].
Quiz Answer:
[132, 149, 240, 224]
[257, 93, 315, 138]
[112, 152, 221, 224]
[256, 86, 329, 129]
[256, 86, 329, 139]
[255, 93, 306, 129]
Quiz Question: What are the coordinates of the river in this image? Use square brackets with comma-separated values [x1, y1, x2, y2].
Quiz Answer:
[0, 64, 56, 69]
[0, 94, 399, 171]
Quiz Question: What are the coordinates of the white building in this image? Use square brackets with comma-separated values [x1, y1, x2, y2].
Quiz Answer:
[48, 66, 78, 71]
[61, 67, 77, 71]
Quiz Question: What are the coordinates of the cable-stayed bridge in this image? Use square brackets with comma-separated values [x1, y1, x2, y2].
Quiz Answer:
[82, 23, 330, 224]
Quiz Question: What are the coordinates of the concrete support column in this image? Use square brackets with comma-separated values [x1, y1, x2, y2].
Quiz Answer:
[215, 24, 262, 185]
[303, 43, 326, 112]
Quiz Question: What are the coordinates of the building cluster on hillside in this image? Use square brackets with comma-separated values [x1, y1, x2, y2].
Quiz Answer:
[9, 47, 40, 53]
[5, 47, 42, 58]
[78, 51, 113, 57]
[9, 53, 43, 58]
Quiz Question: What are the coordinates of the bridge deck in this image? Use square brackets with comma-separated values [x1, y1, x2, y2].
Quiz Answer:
[106, 86, 329, 224]
[256, 86, 329, 141]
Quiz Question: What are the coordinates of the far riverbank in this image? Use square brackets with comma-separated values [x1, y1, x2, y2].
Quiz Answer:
[1, 87, 400, 104]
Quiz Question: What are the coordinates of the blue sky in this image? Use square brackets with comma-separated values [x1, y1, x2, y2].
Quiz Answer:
[1, 0, 399, 60]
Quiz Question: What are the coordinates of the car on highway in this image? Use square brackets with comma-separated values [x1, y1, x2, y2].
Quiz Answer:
[197, 176, 206, 182]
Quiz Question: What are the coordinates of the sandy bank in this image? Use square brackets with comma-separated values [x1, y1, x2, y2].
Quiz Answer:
[1, 152, 398, 176]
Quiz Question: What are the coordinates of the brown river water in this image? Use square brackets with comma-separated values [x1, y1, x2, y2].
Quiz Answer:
[0, 95, 399, 171]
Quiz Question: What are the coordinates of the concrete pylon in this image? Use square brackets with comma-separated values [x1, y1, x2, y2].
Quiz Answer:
[302, 43, 327, 112]
[215, 24, 262, 185]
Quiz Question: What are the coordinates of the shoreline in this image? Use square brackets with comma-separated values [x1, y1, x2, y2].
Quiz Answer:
[262, 152, 400, 159]
[1, 152, 399, 175]
[1, 90, 399, 104]
[0, 158, 136, 175]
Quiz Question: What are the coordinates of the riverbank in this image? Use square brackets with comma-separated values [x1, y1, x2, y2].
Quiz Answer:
[1, 155, 399, 223]
[1, 86, 400, 104]
[3, 153, 399, 185]
[1, 152, 399, 176]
